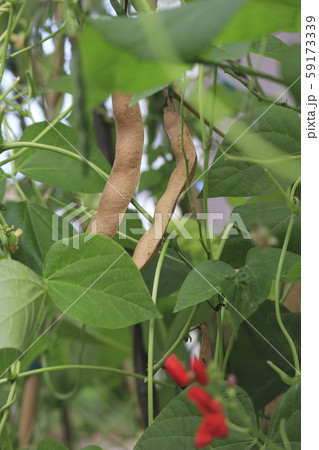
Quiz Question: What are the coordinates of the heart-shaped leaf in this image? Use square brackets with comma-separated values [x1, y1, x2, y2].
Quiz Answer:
[43, 234, 160, 329]
[0, 260, 46, 374]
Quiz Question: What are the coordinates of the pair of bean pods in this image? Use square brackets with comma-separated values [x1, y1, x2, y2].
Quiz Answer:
[88, 93, 197, 270]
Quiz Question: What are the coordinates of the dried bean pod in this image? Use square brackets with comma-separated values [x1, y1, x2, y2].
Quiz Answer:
[133, 105, 197, 270]
[88, 93, 144, 237]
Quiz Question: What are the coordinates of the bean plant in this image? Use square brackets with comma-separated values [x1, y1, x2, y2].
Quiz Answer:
[0, 1, 301, 449]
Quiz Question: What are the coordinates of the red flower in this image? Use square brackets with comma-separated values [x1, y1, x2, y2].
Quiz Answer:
[194, 414, 228, 448]
[164, 354, 228, 448]
[191, 357, 209, 386]
[187, 386, 222, 416]
[164, 355, 192, 386]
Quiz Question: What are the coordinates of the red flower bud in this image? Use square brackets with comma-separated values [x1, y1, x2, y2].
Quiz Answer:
[164, 355, 192, 386]
[194, 413, 228, 448]
[187, 386, 223, 416]
[191, 357, 209, 386]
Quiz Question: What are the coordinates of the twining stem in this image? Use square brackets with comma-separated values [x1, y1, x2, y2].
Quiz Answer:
[0, 77, 20, 102]
[0, 365, 173, 389]
[179, 77, 209, 257]
[279, 419, 292, 450]
[264, 169, 293, 206]
[215, 222, 234, 260]
[0, 103, 72, 164]
[224, 68, 300, 113]
[214, 308, 224, 370]
[147, 238, 170, 425]
[199, 64, 212, 257]
[290, 175, 301, 200]
[6, 21, 66, 62]
[0, 362, 20, 440]
[172, 90, 225, 138]
[0, 3, 14, 81]
[1, 141, 108, 179]
[218, 62, 286, 85]
[41, 325, 86, 400]
[30, 180, 47, 207]
[153, 304, 199, 374]
[212, 221, 235, 369]
[219, 146, 301, 166]
[274, 213, 300, 375]
[9, 174, 28, 201]
[221, 329, 236, 377]
[247, 51, 265, 96]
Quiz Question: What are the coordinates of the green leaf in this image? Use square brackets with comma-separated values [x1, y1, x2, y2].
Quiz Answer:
[281, 44, 301, 105]
[37, 438, 68, 450]
[249, 35, 289, 61]
[268, 380, 301, 444]
[205, 106, 301, 198]
[217, 0, 300, 44]
[175, 260, 236, 312]
[43, 234, 160, 328]
[45, 74, 74, 94]
[246, 247, 301, 282]
[201, 42, 250, 63]
[89, 0, 245, 63]
[80, 24, 187, 110]
[228, 301, 300, 410]
[220, 202, 301, 268]
[15, 122, 109, 193]
[0, 260, 46, 374]
[0, 168, 6, 201]
[135, 384, 256, 449]
[5, 202, 73, 274]
[130, 83, 168, 105]
[223, 259, 272, 329]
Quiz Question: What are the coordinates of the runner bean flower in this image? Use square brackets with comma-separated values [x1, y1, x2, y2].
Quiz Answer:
[164, 354, 228, 448]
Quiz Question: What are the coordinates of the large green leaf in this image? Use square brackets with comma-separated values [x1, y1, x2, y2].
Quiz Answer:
[15, 122, 109, 193]
[205, 106, 301, 198]
[249, 35, 289, 61]
[220, 202, 301, 268]
[174, 260, 236, 312]
[223, 259, 272, 329]
[43, 234, 160, 328]
[80, 24, 187, 110]
[268, 381, 301, 445]
[135, 383, 257, 449]
[201, 42, 250, 63]
[0, 260, 46, 374]
[217, 0, 300, 44]
[5, 202, 73, 274]
[228, 301, 300, 410]
[89, 0, 245, 63]
[246, 247, 301, 282]
[175, 258, 272, 329]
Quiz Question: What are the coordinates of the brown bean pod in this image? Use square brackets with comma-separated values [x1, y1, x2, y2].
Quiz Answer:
[87, 93, 144, 237]
[132, 104, 197, 270]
